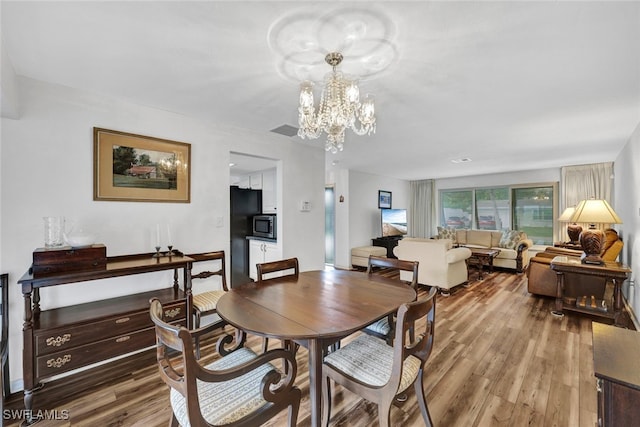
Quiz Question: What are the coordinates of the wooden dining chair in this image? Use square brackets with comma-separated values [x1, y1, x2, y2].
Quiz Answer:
[363, 256, 419, 345]
[322, 286, 437, 427]
[256, 257, 299, 283]
[256, 257, 300, 354]
[188, 251, 228, 359]
[150, 298, 301, 427]
[1, 273, 9, 400]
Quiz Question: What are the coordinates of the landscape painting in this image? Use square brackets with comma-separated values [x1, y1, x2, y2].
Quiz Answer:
[94, 128, 191, 203]
[112, 146, 178, 190]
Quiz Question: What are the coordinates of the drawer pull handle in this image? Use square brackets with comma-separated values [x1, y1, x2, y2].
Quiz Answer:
[46, 354, 71, 369]
[46, 334, 71, 347]
[116, 336, 130, 343]
[164, 308, 181, 319]
[115, 317, 130, 324]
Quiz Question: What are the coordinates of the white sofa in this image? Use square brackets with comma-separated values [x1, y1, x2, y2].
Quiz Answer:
[393, 238, 472, 293]
[446, 229, 533, 273]
[436, 227, 533, 273]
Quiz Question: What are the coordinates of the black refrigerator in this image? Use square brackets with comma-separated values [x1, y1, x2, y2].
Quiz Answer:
[230, 186, 262, 287]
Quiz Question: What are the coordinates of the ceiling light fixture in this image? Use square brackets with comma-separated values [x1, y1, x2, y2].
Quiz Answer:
[297, 52, 376, 154]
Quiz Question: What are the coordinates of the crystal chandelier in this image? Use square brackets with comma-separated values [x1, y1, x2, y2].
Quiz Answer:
[297, 52, 376, 153]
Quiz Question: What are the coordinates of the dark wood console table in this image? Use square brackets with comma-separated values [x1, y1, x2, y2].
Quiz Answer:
[592, 323, 640, 426]
[371, 236, 402, 258]
[17, 252, 193, 423]
[550, 256, 631, 325]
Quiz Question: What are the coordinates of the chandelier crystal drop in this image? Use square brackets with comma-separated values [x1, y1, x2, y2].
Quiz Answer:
[297, 52, 376, 154]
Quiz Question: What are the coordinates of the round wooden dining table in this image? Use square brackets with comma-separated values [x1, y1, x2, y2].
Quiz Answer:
[216, 269, 416, 427]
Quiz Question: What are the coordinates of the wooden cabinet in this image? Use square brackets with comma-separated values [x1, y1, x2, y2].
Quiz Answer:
[249, 172, 263, 190]
[238, 172, 263, 190]
[249, 239, 281, 280]
[236, 169, 276, 213]
[261, 168, 277, 213]
[592, 323, 640, 427]
[18, 252, 193, 420]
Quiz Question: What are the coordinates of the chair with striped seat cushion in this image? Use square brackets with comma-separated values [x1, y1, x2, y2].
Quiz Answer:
[189, 251, 228, 359]
[256, 258, 299, 354]
[322, 286, 437, 427]
[363, 256, 419, 345]
[150, 298, 301, 427]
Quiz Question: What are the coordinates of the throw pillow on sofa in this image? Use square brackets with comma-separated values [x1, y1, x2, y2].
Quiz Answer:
[437, 226, 457, 242]
[499, 230, 524, 249]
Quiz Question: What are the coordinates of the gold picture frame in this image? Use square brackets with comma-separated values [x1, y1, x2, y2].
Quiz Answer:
[93, 127, 191, 203]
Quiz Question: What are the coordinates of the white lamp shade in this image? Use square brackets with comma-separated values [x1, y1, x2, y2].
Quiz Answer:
[570, 199, 622, 224]
[558, 207, 576, 222]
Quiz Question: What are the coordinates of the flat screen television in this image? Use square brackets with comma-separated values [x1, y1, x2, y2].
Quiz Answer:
[381, 208, 408, 237]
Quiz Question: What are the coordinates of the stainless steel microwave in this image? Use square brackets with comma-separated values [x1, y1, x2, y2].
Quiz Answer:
[253, 215, 276, 239]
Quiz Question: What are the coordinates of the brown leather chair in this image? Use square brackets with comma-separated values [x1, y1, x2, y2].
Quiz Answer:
[527, 229, 623, 298]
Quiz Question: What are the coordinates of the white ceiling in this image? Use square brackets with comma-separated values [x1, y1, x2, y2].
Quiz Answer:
[2, 1, 639, 180]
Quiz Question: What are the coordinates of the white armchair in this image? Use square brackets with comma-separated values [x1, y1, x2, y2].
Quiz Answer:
[393, 238, 471, 294]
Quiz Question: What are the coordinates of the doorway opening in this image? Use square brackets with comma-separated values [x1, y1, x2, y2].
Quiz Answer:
[325, 186, 335, 266]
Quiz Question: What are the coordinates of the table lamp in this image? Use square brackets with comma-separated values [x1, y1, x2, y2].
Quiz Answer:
[558, 207, 581, 244]
[570, 199, 622, 265]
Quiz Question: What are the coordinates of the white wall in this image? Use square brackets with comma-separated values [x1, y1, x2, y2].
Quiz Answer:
[1, 37, 20, 119]
[435, 167, 561, 191]
[615, 121, 640, 324]
[328, 169, 409, 269]
[0, 77, 325, 389]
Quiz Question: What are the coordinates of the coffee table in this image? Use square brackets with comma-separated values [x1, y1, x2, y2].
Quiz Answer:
[465, 247, 500, 280]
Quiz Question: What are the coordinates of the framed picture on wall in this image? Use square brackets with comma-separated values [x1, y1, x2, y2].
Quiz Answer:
[378, 190, 392, 209]
[93, 127, 191, 203]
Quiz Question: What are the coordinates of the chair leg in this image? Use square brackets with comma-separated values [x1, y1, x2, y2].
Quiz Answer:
[262, 337, 269, 354]
[194, 310, 202, 359]
[287, 389, 301, 427]
[169, 412, 179, 427]
[414, 374, 433, 427]
[322, 375, 332, 427]
[378, 401, 392, 427]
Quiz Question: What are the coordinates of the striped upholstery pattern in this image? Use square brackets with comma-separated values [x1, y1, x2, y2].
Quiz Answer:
[193, 290, 225, 312]
[324, 335, 421, 394]
[170, 347, 276, 426]
[364, 317, 391, 336]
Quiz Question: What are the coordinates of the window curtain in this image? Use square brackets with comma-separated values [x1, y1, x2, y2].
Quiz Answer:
[560, 162, 614, 240]
[409, 179, 435, 238]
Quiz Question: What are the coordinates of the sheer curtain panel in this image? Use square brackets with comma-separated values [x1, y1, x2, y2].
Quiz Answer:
[409, 179, 435, 238]
[560, 162, 614, 240]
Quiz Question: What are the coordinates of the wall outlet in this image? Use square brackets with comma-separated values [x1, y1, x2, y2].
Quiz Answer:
[300, 201, 311, 212]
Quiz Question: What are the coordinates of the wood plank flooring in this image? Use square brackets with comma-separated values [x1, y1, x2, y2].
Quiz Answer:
[5, 270, 631, 426]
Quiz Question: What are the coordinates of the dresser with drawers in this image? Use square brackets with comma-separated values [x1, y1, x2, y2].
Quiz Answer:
[18, 251, 193, 422]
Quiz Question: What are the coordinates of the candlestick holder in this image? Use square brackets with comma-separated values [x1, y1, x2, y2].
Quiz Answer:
[167, 245, 174, 257]
[153, 246, 162, 258]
